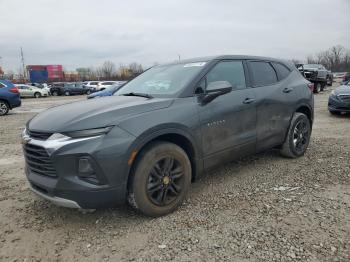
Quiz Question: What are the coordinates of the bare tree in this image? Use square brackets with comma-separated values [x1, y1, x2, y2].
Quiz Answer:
[100, 61, 116, 79]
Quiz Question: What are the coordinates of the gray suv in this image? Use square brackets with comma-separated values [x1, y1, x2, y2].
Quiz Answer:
[22, 55, 314, 217]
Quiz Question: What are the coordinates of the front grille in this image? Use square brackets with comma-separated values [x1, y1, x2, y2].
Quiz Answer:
[24, 144, 57, 177]
[338, 95, 350, 103]
[28, 130, 52, 140]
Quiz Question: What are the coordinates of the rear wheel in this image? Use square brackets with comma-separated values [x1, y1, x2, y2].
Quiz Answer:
[313, 82, 321, 93]
[0, 100, 9, 116]
[34, 92, 41, 98]
[128, 142, 192, 217]
[64, 91, 70, 96]
[280, 113, 311, 158]
[86, 90, 91, 95]
[52, 91, 58, 96]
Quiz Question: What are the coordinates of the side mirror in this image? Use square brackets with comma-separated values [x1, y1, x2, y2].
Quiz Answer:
[200, 81, 232, 104]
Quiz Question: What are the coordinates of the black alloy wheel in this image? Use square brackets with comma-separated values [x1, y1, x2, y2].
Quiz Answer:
[292, 118, 310, 155]
[146, 157, 185, 206]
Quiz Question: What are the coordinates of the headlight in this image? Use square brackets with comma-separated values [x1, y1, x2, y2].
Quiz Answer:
[331, 90, 337, 97]
[63, 126, 114, 138]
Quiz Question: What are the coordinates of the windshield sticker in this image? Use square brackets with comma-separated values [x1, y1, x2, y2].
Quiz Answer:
[183, 62, 207, 67]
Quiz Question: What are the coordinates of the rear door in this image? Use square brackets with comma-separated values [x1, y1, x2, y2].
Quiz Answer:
[197, 60, 257, 169]
[248, 60, 296, 151]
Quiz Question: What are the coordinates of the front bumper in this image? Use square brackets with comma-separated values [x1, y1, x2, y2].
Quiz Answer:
[23, 127, 135, 209]
[328, 96, 350, 112]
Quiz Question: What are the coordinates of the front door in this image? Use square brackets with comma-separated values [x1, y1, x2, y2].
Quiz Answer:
[197, 60, 257, 169]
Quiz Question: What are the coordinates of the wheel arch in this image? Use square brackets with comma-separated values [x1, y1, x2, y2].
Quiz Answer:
[295, 104, 313, 125]
[126, 127, 201, 190]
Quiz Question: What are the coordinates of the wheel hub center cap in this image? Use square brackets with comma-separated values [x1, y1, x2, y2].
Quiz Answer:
[163, 176, 170, 185]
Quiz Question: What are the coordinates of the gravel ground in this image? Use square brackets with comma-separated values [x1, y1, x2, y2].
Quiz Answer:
[0, 87, 349, 262]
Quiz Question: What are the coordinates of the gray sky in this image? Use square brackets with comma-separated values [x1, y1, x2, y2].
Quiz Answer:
[1, 0, 349, 72]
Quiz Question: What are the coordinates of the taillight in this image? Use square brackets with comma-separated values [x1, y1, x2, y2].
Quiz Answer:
[9, 87, 19, 93]
[307, 83, 314, 92]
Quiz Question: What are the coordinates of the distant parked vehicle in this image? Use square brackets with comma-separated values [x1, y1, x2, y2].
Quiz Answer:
[16, 84, 49, 98]
[96, 81, 123, 91]
[333, 72, 348, 80]
[0, 80, 21, 116]
[296, 64, 328, 93]
[87, 82, 126, 99]
[328, 80, 350, 115]
[83, 81, 100, 92]
[50, 83, 92, 96]
[340, 73, 350, 85]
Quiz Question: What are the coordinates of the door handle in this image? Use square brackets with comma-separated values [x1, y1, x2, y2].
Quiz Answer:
[243, 98, 255, 104]
[283, 87, 293, 93]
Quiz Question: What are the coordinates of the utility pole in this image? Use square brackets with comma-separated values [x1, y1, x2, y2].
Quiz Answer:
[178, 54, 181, 61]
[20, 47, 26, 80]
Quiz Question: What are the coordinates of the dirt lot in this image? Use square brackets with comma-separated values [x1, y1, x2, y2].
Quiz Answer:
[0, 87, 349, 262]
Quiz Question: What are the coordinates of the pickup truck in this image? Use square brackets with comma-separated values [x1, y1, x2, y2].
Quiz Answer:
[296, 64, 331, 93]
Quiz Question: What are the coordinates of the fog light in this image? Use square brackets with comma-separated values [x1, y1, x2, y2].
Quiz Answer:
[78, 157, 95, 177]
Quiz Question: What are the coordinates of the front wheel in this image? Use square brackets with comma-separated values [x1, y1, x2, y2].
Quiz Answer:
[128, 142, 192, 217]
[34, 92, 41, 98]
[280, 113, 311, 158]
[64, 91, 70, 96]
[86, 90, 91, 95]
[52, 91, 58, 96]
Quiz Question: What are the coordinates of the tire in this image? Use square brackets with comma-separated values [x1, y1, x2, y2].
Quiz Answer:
[64, 91, 70, 96]
[0, 100, 9, 116]
[321, 82, 326, 91]
[52, 91, 58, 96]
[280, 113, 311, 158]
[34, 92, 41, 98]
[127, 142, 192, 217]
[86, 90, 91, 95]
[327, 77, 333, 86]
[329, 110, 341, 115]
[313, 82, 321, 93]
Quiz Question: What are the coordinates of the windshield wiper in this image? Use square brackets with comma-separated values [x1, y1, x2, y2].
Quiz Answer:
[121, 92, 153, 99]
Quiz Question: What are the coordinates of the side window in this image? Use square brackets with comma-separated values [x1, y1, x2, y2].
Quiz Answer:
[272, 62, 291, 80]
[206, 61, 246, 90]
[0, 83, 5, 88]
[250, 61, 277, 86]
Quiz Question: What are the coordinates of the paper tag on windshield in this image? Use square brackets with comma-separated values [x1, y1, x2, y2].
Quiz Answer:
[183, 62, 206, 67]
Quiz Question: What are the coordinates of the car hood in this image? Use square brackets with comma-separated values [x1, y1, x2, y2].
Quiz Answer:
[88, 90, 111, 98]
[28, 96, 173, 132]
[334, 85, 350, 95]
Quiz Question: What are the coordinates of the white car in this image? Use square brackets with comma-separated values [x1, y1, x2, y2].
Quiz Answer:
[16, 84, 49, 98]
[97, 81, 123, 91]
[83, 81, 100, 91]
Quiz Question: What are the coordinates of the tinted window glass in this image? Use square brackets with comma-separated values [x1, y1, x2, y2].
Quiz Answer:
[206, 61, 246, 90]
[272, 62, 291, 80]
[0, 83, 5, 88]
[250, 61, 277, 86]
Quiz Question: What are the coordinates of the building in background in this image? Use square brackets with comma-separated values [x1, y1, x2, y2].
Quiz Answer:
[27, 65, 63, 83]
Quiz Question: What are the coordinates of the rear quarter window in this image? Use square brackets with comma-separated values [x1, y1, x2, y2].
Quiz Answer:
[249, 61, 277, 86]
[272, 62, 291, 81]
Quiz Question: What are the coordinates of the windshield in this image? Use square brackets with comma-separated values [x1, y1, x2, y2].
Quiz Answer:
[115, 62, 207, 97]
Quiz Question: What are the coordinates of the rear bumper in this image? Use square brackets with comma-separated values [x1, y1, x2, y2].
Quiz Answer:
[9, 96, 21, 109]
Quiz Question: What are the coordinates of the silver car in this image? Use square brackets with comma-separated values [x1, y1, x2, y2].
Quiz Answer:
[16, 84, 49, 98]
